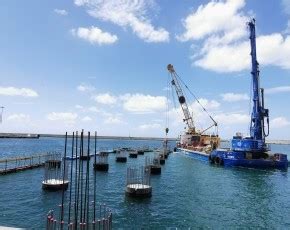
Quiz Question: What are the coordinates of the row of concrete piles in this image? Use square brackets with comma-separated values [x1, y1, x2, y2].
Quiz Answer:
[116, 146, 171, 198]
[94, 145, 171, 173]
[124, 151, 171, 198]
[43, 130, 172, 228]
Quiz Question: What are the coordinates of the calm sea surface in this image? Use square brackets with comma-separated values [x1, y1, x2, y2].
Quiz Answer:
[0, 137, 290, 229]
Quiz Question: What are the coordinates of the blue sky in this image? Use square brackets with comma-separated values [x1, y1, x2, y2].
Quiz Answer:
[0, 0, 289, 139]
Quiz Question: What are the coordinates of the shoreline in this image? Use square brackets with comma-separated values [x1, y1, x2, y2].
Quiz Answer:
[0, 133, 289, 145]
[0, 132, 177, 141]
[40, 133, 177, 141]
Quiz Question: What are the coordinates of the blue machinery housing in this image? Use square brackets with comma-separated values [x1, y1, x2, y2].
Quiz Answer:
[178, 19, 288, 170]
[177, 146, 288, 170]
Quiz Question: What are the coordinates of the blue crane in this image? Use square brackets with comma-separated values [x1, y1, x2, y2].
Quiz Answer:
[231, 19, 270, 153]
[209, 19, 288, 169]
[249, 19, 269, 143]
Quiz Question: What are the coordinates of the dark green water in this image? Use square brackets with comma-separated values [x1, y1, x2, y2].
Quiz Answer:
[0, 137, 290, 229]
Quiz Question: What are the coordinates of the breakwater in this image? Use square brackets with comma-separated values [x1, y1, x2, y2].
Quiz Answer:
[39, 134, 177, 141]
[0, 133, 176, 141]
[1, 133, 289, 145]
[0, 133, 39, 138]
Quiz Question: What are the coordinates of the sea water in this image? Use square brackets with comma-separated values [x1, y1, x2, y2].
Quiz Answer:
[0, 137, 289, 229]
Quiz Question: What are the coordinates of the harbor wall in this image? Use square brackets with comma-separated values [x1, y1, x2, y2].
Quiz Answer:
[0, 133, 289, 144]
[0, 133, 176, 141]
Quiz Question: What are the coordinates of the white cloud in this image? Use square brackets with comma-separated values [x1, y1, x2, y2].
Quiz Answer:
[167, 98, 220, 130]
[76, 105, 123, 124]
[7, 114, 30, 122]
[47, 112, 78, 124]
[177, 0, 247, 42]
[77, 83, 95, 92]
[74, 0, 169, 43]
[194, 28, 290, 73]
[71, 26, 118, 45]
[91, 93, 117, 105]
[167, 97, 250, 137]
[86, 108, 124, 124]
[167, 107, 184, 127]
[214, 113, 249, 125]
[54, 9, 68, 16]
[104, 115, 123, 124]
[192, 98, 220, 110]
[88, 106, 101, 113]
[194, 40, 249, 72]
[266, 86, 290, 94]
[189, 98, 220, 129]
[271, 116, 290, 128]
[0, 86, 38, 97]
[75, 105, 84, 109]
[221, 93, 249, 102]
[122, 93, 166, 113]
[82, 116, 92, 122]
[139, 123, 161, 130]
[76, 92, 168, 113]
[256, 34, 290, 68]
[179, 0, 290, 72]
[74, 0, 90, 6]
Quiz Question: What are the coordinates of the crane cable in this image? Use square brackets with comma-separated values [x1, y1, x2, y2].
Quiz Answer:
[174, 72, 218, 131]
[165, 73, 170, 133]
[168, 73, 177, 109]
[164, 76, 170, 153]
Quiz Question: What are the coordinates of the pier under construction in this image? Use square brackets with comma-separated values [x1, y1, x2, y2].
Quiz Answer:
[0, 152, 60, 175]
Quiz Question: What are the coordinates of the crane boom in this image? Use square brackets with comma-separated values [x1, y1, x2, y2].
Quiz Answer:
[167, 64, 195, 133]
[248, 19, 269, 141]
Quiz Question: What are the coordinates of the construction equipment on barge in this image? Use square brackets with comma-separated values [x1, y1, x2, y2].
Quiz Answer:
[210, 19, 288, 170]
[167, 64, 220, 160]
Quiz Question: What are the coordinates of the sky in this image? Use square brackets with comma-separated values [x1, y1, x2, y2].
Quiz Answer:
[0, 0, 290, 139]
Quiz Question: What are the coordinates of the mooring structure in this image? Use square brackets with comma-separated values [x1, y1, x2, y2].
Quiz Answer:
[115, 150, 127, 163]
[129, 151, 138, 158]
[125, 166, 152, 198]
[94, 152, 109, 172]
[42, 158, 69, 191]
[145, 156, 161, 175]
